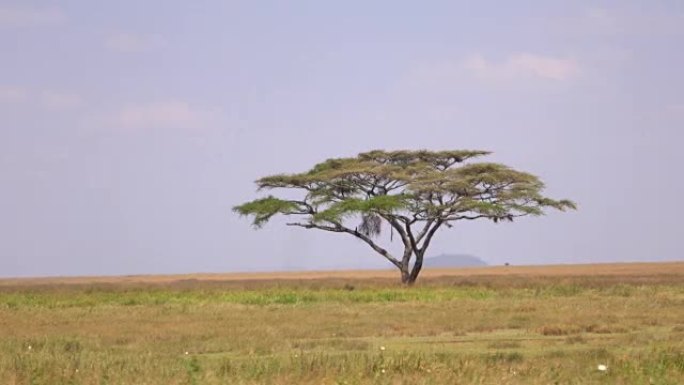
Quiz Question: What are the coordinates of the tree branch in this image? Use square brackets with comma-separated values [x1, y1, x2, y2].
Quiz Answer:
[414, 219, 434, 244]
[286, 222, 402, 268]
[448, 213, 530, 221]
[378, 214, 410, 246]
[286, 200, 316, 214]
[418, 220, 443, 254]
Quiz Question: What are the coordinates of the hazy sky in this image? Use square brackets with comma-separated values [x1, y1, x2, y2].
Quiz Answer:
[1, 1, 682, 277]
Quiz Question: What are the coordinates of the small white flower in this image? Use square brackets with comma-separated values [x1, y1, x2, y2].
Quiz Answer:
[597, 364, 607, 371]
[381, 369, 386, 374]
[27, 345, 32, 350]
[379, 346, 386, 351]
[185, 351, 189, 355]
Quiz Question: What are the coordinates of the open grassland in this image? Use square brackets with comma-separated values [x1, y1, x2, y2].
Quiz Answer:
[1, 262, 683, 384]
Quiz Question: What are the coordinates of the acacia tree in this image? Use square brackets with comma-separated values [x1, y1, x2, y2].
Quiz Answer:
[234, 150, 576, 284]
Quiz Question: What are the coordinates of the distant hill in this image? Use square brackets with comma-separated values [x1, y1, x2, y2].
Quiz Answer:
[279, 253, 488, 272]
[423, 254, 488, 268]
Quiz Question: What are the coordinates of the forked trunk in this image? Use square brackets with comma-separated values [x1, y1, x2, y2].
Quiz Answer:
[398, 249, 425, 286]
[408, 251, 424, 284]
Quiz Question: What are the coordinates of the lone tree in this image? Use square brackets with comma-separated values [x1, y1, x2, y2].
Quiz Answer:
[234, 150, 576, 284]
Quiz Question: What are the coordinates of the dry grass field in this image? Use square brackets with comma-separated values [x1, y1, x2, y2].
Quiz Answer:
[1, 262, 683, 384]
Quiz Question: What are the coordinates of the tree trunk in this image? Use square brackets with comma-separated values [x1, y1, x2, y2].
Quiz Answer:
[398, 253, 423, 286]
[398, 246, 413, 285]
[407, 250, 424, 285]
[400, 266, 411, 285]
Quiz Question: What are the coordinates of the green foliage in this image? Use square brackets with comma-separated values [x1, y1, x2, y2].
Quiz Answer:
[358, 149, 492, 166]
[235, 149, 576, 228]
[312, 195, 409, 223]
[232, 196, 302, 228]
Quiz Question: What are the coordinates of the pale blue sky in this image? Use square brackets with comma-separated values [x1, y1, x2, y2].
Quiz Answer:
[1, 1, 682, 277]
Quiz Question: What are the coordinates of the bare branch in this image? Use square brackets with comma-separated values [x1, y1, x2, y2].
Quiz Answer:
[419, 220, 443, 254]
[414, 219, 434, 244]
[287, 222, 402, 268]
[378, 214, 410, 246]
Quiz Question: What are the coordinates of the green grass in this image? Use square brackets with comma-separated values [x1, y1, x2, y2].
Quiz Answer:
[1, 274, 683, 384]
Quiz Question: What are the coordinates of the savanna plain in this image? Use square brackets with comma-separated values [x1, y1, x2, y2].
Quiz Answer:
[1, 262, 683, 385]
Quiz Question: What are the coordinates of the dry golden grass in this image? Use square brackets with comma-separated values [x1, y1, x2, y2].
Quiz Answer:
[2, 261, 682, 287]
[1, 262, 683, 384]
